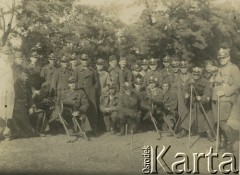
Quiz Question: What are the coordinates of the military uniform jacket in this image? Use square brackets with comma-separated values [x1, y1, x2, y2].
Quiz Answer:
[177, 72, 192, 118]
[14, 80, 33, 109]
[143, 69, 161, 88]
[119, 67, 133, 89]
[189, 77, 211, 103]
[59, 88, 89, 113]
[100, 92, 119, 113]
[97, 70, 111, 95]
[177, 72, 192, 96]
[51, 67, 71, 95]
[212, 61, 240, 102]
[73, 66, 98, 91]
[161, 90, 178, 111]
[140, 87, 163, 111]
[108, 66, 120, 91]
[27, 63, 43, 90]
[170, 73, 179, 91]
[41, 64, 56, 87]
[159, 67, 174, 86]
[69, 65, 77, 76]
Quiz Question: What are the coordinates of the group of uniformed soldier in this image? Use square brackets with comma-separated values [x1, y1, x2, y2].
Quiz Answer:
[2, 43, 240, 153]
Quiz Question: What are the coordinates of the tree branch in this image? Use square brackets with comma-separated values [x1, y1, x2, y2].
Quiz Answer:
[145, 0, 154, 26]
[1, 0, 15, 46]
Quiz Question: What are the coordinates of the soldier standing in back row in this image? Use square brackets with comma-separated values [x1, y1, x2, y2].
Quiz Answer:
[139, 59, 149, 77]
[51, 56, 71, 96]
[143, 58, 161, 88]
[159, 56, 174, 87]
[108, 55, 120, 92]
[69, 53, 78, 76]
[170, 58, 180, 91]
[73, 54, 99, 135]
[26, 52, 44, 91]
[40, 53, 57, 88]
[119, 57, 133, 92]
[96, 58, 111, 95]
[132, 64, 142, 81]
[176, 60, 192, 134]
[212, 44, 240, 152]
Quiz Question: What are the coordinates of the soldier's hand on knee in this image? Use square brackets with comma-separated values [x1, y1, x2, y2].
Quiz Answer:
[72, 111, 79, 117]
[80, 115, 86, 121]
[28, 107, 35, 115]
[196, 96, 201, 101]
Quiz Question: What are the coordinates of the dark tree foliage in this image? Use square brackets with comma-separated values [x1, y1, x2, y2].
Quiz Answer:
[14, 0, 240, 67]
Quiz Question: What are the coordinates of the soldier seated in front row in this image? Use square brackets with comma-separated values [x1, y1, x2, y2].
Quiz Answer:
[118, 82, 141, 135]
[58, 77, 92, 135]
[100, 82, 119, 135]
[140, 76, 163, 130]
[159, 81, 178, 131]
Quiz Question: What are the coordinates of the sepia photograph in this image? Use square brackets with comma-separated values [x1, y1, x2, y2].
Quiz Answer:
[0, 0, 239, 174]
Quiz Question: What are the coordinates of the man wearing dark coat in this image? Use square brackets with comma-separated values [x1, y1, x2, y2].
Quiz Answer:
[118, 57, 133, 92]
[143, 58, 161, 88]
[51, 56, 71, 96]
[72, 54, 99, 134]
[176, 60, 192, 134]
[100, 82, 119, 134]
[26, 52, 44, 91]
[59, 77, 92, 134]
[169, 58, 180, 92]
[10, 71, 37, 138]
[177, 67, 215, 142]
[140, 76, 163, 130]
[117, 82, 140, 135]
[108, 55, 120, 92]
[159, 56, 174, 87]
[40, 53, 57, 88]
[12, 51, 25, 82]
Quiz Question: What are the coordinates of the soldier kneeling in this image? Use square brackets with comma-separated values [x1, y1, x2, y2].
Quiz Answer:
[118, 82, 141, 136]
[100, 82, 119, 135]
[59, 77, 92, 135]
